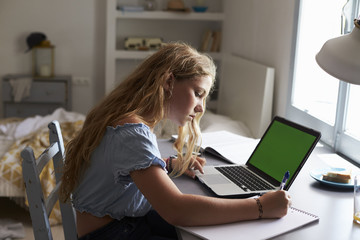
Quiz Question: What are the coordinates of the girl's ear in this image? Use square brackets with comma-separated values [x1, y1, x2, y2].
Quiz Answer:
[163, 73, 174, 91]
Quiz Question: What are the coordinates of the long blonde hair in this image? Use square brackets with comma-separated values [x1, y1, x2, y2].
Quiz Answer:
[60, 42, 216, 202]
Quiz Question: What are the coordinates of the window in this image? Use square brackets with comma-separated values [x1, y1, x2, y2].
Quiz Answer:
[287, 0, 360, 163]
[346, 85, 360, 140]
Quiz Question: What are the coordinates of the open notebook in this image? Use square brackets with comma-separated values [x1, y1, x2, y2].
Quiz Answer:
[171, 131, 259, 165]
[178, 207, 319, 240]
[198, 131, 259, 164]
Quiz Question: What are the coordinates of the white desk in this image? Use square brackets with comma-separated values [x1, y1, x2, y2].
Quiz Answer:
[157, 139, 360, 240]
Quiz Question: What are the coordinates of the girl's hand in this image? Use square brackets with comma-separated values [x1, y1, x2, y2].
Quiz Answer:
[259, 190, 292, 218]
[168, 155, 206, 178]
[184, 155, 206, 178]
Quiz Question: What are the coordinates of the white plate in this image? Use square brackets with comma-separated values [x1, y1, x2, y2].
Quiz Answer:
[310, 167, 354, 189]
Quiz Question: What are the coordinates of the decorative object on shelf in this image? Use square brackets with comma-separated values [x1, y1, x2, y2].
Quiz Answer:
[26, 32, 55, 78]
[166, 0, 189, 12]
[32, 40, 55, 77]
[192, 0, 208, 12]
[144, 0, 157, 11]
[124, 37, 163, 51]
[25, 32, 46, 52]
[145, 37, 163, 50]
[192, 6, 208, 12]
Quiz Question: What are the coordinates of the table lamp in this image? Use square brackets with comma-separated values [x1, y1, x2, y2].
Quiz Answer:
[315, 18, 360, 84]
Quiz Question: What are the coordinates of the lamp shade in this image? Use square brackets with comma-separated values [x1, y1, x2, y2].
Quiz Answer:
[316, 19, 360, 85]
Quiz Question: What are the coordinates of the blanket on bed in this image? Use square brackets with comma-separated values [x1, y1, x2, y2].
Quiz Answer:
[0, 120, 83, 225]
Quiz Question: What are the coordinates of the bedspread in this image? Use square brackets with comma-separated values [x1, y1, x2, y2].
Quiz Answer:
[0, 120, 83, 225]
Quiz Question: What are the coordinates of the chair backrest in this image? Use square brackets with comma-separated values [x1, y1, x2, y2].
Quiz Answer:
[22, 120, 77, 240]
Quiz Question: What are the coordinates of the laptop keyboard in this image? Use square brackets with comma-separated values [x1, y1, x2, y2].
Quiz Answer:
[215, 166, 275, 192]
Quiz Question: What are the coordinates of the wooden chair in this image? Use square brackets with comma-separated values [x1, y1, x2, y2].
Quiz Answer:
[22, 120, 77, 240]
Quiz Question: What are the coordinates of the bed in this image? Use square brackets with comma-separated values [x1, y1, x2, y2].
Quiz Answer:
[0, 108, 85, 224]
[0, 55, 274, 224]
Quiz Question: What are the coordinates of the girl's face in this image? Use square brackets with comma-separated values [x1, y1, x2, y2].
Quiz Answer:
[167, 75, 212, 126]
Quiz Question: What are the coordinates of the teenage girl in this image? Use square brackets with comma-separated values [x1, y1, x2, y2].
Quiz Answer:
[60, 42, 291, 240]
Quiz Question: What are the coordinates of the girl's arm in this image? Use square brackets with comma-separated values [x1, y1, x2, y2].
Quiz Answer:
[130, 166, 290, 227]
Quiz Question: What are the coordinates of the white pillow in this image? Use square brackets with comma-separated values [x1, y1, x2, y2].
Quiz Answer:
[154, 111, 253, 139]
[200, 111, 253, 138]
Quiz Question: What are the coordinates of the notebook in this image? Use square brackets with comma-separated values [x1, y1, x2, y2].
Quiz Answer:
[178, 206, 319, 240]
[195, 116, 321, 198]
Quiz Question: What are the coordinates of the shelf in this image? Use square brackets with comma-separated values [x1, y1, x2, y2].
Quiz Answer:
[106, 0, 225, 97]
[114, 50, 156, 59]
[116, 10, 224, 21]
[114, 50, 222, 60]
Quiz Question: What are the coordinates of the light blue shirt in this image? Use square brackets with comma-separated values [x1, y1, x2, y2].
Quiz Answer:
[72, 123, 166, 220]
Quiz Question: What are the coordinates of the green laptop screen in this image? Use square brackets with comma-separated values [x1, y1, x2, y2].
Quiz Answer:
[248, 120, 317, 183]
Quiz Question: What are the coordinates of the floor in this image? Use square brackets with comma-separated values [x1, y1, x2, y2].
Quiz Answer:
[0, 197, 64, 240]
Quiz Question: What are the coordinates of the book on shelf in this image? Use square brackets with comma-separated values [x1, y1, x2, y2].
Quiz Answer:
[200, 30, 213, 52]
[210, 31, 221, 52]
[200, 30, 222, 52]
[172, 130, 259, 165]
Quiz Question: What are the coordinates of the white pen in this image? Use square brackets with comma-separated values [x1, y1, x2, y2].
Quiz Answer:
[280, 171, 290, 190]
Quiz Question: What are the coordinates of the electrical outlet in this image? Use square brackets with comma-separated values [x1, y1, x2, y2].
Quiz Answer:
[72, 77, 89, 85]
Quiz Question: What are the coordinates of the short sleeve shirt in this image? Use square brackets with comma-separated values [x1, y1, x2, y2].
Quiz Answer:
[72, 123, 166, 220]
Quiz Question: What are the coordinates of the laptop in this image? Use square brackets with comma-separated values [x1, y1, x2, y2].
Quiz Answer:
[195, 116, 321, 198]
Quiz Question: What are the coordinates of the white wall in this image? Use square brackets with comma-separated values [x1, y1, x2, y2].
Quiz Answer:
[223, 0, 297, 117]
[0, 0, 296, 118]
[0, 0, 106, 116]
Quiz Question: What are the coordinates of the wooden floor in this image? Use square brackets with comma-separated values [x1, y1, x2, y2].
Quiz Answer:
[0, 197, 64, 240]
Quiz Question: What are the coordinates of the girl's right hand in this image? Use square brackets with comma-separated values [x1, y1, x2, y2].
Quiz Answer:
[259, 190, 292, 218]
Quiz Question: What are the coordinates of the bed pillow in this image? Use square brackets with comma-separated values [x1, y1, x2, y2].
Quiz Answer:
[154, 111, 253, 139]
[200, 110, 253, 138]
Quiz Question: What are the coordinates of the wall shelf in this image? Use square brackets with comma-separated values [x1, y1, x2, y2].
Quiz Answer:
[116, 10, 224, 21]
[106, 0, 224, 109]
[113, 50, 222, 60]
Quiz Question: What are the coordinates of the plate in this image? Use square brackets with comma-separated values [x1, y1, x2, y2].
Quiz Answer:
[310, 167, 354, 189]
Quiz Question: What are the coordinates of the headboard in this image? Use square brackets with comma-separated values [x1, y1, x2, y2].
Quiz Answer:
[217, 55, 275, 139]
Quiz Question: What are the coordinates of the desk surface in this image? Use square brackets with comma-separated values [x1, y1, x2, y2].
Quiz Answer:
[157, 139, 360, 240]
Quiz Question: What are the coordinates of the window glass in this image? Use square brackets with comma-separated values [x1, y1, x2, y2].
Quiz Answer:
[291, 0, 345, 125]
[345, 84, 360, 140]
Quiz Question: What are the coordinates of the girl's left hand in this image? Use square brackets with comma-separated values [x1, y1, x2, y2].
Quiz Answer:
[184, 155, 206, 179]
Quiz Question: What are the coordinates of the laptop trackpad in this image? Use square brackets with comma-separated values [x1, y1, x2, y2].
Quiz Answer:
[201, 174, 231, 185]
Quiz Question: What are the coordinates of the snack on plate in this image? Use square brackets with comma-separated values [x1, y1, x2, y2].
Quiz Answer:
[322, 170, 351, 183]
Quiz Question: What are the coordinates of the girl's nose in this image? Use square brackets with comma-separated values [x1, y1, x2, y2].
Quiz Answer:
[194, 103, 204, 113]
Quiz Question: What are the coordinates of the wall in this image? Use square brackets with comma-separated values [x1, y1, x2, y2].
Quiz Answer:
[0, 0, 297, 118]
[0, 0, 106, 116]
[223, 0, 297, 117]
